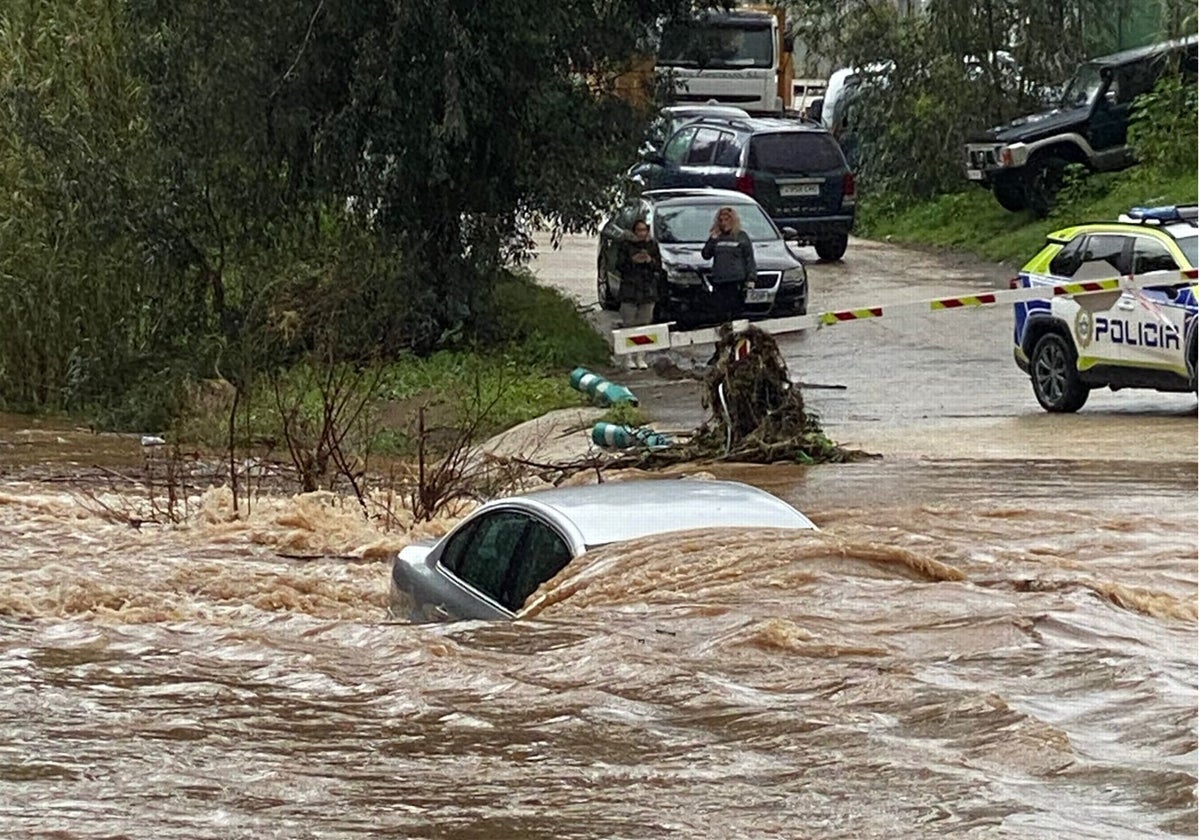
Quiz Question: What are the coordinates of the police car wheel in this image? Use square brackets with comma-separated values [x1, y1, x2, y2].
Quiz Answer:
[1030, 332, 1090, 413]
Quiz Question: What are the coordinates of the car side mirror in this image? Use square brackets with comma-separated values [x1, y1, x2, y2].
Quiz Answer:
[1103, 88, 1117, 106]
[806, 99, 823, 122]
[781, 226, 799, 241]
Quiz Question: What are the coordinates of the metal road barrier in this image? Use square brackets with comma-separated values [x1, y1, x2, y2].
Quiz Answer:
[610, 269, 1199, 355]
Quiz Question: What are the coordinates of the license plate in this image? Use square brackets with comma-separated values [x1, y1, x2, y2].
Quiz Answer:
[966, 169, 985, 181]
[745, 288, 772, 304]
[779, 183, 821, 197]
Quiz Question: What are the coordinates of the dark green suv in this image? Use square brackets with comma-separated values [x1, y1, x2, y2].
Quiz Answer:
[629, 116, 857, 261]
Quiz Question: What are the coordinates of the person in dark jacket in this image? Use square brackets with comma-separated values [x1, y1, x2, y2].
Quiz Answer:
[617, 219, 663, 369]
[700, 206, 755, 325]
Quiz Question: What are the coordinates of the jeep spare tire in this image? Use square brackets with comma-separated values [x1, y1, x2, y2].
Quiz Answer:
[1030, 332, 1090, 412]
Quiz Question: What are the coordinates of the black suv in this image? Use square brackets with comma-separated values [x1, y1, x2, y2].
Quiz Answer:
[629, 116, 856, 261]
[965, 35, 1198, 216]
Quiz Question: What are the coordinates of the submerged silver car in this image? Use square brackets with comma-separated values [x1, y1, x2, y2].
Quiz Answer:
[389, 479, 817, 622]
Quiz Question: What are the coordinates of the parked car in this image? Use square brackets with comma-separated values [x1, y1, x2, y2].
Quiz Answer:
[641, 103, 753, 157]
[389, 479, 818, 622]
[965, 35, 1199, 216]
[1012, 204, 1198, 412]
[597, 188, 808, 326]
[628, 115, 856, 261]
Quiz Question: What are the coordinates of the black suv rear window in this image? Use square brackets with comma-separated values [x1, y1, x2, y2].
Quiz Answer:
[749, 133, 844, 174]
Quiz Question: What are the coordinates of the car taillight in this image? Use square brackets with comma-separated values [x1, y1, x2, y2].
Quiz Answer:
[842, 171, 856, 199]
[1184, 268, 1198, 280]
[1009, 276, 1020, 289]
[735, 172, 755, 196]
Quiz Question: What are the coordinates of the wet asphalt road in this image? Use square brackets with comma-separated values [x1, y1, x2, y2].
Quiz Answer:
[531, 233, 1198, 462]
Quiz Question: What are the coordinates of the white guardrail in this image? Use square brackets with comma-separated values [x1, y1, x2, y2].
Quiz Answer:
[610, 270, 1199, 355]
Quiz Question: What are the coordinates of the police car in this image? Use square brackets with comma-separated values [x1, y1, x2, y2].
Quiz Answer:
[1012, 205, 1198, 412]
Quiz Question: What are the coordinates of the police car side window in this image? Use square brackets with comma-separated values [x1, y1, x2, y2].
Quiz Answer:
[1132, 237, 1178, 274]
[1073, 234, 1131, 280]
[664, 127, 699, 165]
[1049, 236, 1085, 276]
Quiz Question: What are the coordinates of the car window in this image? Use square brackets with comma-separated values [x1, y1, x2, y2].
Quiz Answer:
[655, 202, 778, 243]
[1117, 58, 1163, 104]
[659, 21, 774, 70]
[1048, 235, 1086, 276]
[713, 131, 741, 166]
[504, 522, 573, 611]
[1072, 234, 1130, 280]
[439, 519, 480, 576]
[615, 203, 642, 231]
[1061, 62, 1104, 108]
[748, 132, 845, 174]
[443, 511, 530, 607]
[663, 127, 698, 165]
[1132, 236, 1179, 274]
[687, 128, 724, 165]
[1178, 236, 1197, 267]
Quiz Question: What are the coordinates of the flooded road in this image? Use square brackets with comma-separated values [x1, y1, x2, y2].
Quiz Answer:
[1, 236, 1196, 838]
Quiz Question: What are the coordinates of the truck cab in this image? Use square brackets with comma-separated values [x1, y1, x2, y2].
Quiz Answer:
[656, 7, 793, 116]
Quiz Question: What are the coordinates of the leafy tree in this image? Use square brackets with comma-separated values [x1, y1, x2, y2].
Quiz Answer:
[0, 0, 699, 422]
[785, 0, 1194, 201]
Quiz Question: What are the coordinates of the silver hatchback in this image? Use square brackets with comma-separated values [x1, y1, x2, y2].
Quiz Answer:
[389, 479, 817, 622]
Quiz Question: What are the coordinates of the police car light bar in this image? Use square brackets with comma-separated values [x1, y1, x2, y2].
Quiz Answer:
[1123, 205, 1199, 225]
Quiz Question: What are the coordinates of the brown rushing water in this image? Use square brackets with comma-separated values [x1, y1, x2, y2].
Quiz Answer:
[0, 417, 1196, 839]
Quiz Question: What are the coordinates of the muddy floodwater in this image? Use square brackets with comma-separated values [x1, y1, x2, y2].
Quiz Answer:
[0, 411, 1195, 839]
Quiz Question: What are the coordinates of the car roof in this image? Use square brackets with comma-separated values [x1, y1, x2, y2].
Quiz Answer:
[691, 115, 830, 134]
[1048, 220, 1198, 245]
[663, 104, 751, 118]
[641, 187, 760, 205]
[502, 479, 816, 547]
[1089, 34, 1197, 67]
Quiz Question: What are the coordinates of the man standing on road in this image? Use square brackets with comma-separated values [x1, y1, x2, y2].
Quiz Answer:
[701, 206, 755, 326]
[617, 219, 664, 369]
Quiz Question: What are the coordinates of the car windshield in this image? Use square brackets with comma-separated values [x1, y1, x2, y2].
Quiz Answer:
[653, 202, 778, 243]
[1178, 236, 1197, 267]
[1060, 63, 1104, 109]
[659, 22, 774, 69]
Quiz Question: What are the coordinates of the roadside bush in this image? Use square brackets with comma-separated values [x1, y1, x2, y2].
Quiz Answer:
[859, 165, 1198, 263]
[476, 270, 610, 368]
[1128, 70, 1198, 174]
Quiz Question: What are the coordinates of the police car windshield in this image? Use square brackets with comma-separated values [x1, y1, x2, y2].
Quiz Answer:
[654, 203, 778, 243]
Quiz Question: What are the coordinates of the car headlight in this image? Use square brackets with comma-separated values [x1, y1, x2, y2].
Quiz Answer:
[782, 266, 807, 286]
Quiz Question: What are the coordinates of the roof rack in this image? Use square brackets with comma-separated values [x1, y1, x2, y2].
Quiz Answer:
[1119, 205, 1198, 227]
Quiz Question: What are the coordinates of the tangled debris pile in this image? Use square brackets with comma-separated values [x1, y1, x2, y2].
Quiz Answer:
[619, 324, 860, 467]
